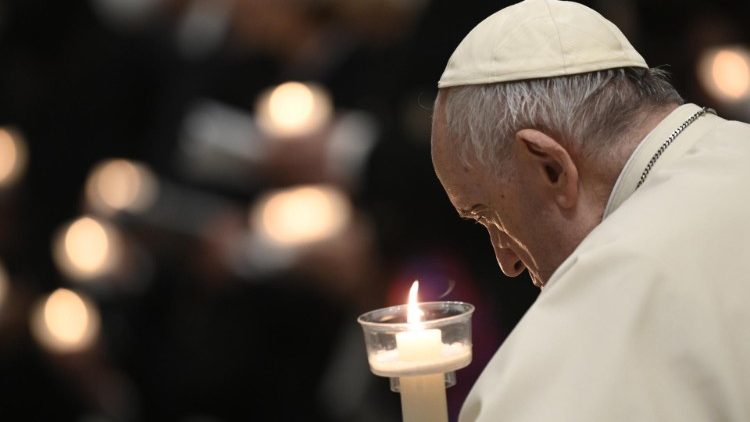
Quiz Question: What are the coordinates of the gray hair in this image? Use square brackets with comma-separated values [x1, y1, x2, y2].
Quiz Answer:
[441, 67, 684, 171]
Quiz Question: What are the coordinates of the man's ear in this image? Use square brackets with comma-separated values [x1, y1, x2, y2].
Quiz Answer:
[514, 128, 579, 209]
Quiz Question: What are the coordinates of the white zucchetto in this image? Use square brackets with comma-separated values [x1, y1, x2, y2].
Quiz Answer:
[438, 0, 648, 88]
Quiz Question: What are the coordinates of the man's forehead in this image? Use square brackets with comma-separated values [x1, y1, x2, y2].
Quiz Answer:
[430, 94, 447, 142]
[431, 91, 482, 173]
[432, 134, 470, 188]
[430, 104, 451, 166]
[431, 100, 464, 167]
[430, 91, 491, 213]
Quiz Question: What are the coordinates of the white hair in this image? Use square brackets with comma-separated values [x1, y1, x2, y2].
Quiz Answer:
[440, 67, 684, 171]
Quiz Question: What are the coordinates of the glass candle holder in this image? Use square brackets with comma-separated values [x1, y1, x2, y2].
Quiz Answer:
[358, 301, 474, 389]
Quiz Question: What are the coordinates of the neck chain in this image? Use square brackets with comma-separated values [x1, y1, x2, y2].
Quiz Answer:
[635, 107, 715, 189]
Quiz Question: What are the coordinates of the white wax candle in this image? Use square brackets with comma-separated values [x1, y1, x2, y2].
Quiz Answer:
[395, 328, 448, 422]
[399, 374, 448, 422]
[396, 328, 442, 361]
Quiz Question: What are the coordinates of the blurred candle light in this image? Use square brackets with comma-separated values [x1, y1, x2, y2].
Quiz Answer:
[698, 46, 750, 101]
[91, 0, 161, 28]
[85, 159, 158, 215]
[53, 216, 123, 281]
[0, 127, 28, 188]
[251, 184, 351, 247]
[255, 81, 333, 139]
[30, 288, 101, 354]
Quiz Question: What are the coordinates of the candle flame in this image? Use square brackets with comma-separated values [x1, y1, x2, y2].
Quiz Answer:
[407, 281, 424, 324]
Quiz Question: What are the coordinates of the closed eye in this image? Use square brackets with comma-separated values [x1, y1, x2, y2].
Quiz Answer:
[458, 204, 488, 221]
[463, 214, 489, 226]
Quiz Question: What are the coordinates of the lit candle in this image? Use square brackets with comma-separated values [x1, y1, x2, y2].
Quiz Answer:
[395, 281, 448, 422]
[358, 282, 474, 422]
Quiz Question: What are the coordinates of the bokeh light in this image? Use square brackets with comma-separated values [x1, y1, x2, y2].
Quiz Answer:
[91, 0, 161, 28]
[52, 216, 123, 281]
[30, 288, 101, 354]
[0, 127, 28, 188]
[698, 46, 750, 101]
[251, 184, 351, 247]
[255, 81, 333, 139]
[85, 158, 159, 215]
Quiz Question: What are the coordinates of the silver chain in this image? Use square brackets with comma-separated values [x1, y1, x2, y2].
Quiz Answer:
[635, 107, 715, 189]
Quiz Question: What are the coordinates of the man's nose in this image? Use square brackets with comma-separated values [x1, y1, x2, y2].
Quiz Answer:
[489, 230, 525, 277]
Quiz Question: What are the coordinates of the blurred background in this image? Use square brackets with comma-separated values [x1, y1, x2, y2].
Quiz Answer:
[0, 0, 748, 420]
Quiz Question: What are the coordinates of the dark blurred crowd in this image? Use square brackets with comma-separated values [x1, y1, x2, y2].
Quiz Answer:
[0, 0, 748, 421]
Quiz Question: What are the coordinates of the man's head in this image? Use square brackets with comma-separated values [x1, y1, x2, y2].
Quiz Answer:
[431, 0, 683, 287]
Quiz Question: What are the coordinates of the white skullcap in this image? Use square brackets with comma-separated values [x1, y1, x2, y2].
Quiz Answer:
[438, 0, 648, 88]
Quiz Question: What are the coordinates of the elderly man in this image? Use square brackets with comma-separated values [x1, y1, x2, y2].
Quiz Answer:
[431, 0, 750, 420]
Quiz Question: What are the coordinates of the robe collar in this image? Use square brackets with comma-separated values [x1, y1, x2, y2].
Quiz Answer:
[602, 103, 719, 218]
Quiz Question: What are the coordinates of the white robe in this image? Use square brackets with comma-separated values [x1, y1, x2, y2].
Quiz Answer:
[460, 104, 750, 421]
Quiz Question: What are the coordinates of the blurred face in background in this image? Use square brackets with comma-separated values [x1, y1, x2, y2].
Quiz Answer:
[229, 0, 315, 53]
[229, 0, 427, 54]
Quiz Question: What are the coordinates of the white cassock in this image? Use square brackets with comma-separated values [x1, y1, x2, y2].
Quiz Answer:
[460, 104, 750, 421]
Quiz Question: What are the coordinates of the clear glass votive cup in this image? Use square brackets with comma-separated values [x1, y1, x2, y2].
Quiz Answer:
[358, 301, 474, 390]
